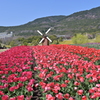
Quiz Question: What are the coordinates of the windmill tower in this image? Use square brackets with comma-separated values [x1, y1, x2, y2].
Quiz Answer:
[37, 27, 52, 46]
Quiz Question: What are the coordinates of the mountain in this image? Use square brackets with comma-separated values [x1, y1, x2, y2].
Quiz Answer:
[0, 6, 100, 36]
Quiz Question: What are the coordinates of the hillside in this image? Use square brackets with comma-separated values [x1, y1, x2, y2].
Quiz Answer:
[0, 6, 100, 36]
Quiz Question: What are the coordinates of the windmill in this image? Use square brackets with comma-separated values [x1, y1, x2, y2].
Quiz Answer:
[37, 27, 52, 45]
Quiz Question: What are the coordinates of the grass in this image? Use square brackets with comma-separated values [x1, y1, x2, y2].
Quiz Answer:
[59, 40, 73, 44]
[0, 49, 8, 52]
[59, 39, 96, 45]
[59, 39, 100, 49]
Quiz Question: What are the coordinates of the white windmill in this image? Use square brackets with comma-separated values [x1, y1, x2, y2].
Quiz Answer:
[37, 27, 52, 45]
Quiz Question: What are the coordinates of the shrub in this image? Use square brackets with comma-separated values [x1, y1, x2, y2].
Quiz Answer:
[95, 35, 100, 43]
[72, 34, 88, 44]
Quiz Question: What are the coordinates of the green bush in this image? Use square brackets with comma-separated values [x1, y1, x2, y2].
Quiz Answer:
[72, 34, 88, 44]
[95, 35, 100, 43]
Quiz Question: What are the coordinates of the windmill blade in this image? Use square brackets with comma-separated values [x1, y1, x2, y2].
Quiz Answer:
[45, 28, 51, 34]
[46, 37, 52, 42]
[39, 38, 45, 43]
[37, 30, 43, 35]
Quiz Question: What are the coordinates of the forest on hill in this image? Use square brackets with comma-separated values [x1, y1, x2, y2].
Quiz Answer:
[0, 6, 100, 37]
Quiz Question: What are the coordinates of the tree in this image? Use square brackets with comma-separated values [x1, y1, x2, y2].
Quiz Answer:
[0, 39, 2, 43]
[72, 33, 88, 44]
[49, 35, 58, 44]
[58, 37, 63, 42]
[0, 43, 2, 48]
[31, 39, 40, 46]
[9, 40, 18, 47]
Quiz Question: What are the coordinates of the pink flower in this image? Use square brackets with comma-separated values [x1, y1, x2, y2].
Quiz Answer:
[77, 90, 83, 95]
[53, 75, 60, 81]
[28, 79, 35, 86]
[56, 93, 63, 100]
[46, 94, 55, 100]
[96, 84, 100, 87]
[79, 77, 84, 82]
[68, 97, 74, 100]
[1, 95, 9, 100]
[74, 81, 80, 86]
[26, 96, 32, 100]
[9, 86, 16, 92]
[9, 97, 16, 100]
[35, 83, 39, 87]
[17, 83, 23, 88]
[65, 80, 70, 84]
[89, 89, 95, 93]
[26, 86, 33, 92]
[74, 87, 78, 90]
[0, 91, 4, 95]
[17, 95, 24, 100]
[19, 77, 27, 82]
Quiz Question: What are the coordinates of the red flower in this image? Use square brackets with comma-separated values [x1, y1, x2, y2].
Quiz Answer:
[60, 83, 67, 87]
[9, 86, 16, 92]
[17, 83, 23, 88]
[68, 74, 74, 79]
[56, 93, 63, 100]
[53, 75, 60, 81]
[89, 89, 95, 93]
[64, 93, 70, 99]
[19, 77, 27, 82]
[39, 81, 46, 89]
[52, 89, 59, 94]
[17, 95, 24, 100]
[82, 96, 87, 100]
[93, 92, 100, 98]
[65, 80, 70, 84]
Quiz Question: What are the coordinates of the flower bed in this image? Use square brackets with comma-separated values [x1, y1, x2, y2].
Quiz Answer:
[51, 44, 100, 64]
[0, 45, 100, 100]
[0, 46, 35, 100]
[32, 45, 100, 100]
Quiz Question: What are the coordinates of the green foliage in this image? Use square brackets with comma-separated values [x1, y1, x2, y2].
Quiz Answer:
[0, 43, 1, 47]
[72, 34, 88, 44]
[95, 35, 100, 43]
[59, 40, 73, 44]
[58, 37, 63, 42]
[31, 39, 40, 46]
[49, 35, 57, 41]
[9, 40, 18, 47]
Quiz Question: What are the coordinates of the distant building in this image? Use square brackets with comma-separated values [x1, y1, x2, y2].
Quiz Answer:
[56, 35, 72, 39]
[0, 32, 13, 38]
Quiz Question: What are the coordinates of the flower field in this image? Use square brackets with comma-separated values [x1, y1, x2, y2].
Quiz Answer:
[0, 45, 100, 100]
[0, 46, 34, 100]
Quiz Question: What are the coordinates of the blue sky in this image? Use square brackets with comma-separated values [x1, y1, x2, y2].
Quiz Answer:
[0, 0, 100, 26]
